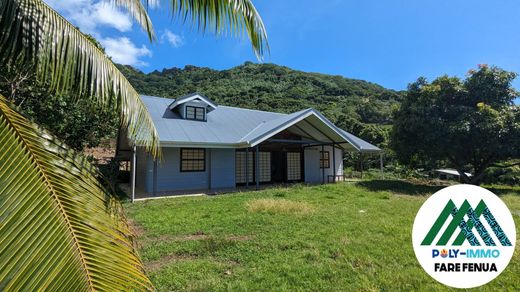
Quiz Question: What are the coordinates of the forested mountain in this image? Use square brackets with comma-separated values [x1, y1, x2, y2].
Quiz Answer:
[118, 62, 402, 127]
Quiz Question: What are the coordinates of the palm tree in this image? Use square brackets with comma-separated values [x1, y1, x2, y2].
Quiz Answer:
[0, 0, 267, 290]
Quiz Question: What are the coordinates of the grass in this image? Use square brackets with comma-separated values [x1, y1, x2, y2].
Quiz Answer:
[246, 198, 314, 215]
[124, 180, 520, 291]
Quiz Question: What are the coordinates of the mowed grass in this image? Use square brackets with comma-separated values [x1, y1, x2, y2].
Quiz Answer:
[124, 180, 520, 291]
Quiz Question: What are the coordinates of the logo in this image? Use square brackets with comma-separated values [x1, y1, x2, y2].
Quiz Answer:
[412, 185, 516, 288]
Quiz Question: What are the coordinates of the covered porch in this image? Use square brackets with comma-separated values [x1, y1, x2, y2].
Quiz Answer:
[233, 109, 383, 189]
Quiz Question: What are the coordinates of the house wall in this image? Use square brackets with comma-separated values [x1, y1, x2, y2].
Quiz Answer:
[304, 146, 343, 183]
[304, 147, 321, 183]
[209, 148, 235, 189]
[136, 147, 236, 194]
[136, 145, 344, 195]
[154, 147, 209, 192]
[135, 147, 151, 193]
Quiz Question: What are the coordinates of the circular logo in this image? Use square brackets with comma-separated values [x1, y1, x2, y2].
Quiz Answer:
[412, 184, 516, 288]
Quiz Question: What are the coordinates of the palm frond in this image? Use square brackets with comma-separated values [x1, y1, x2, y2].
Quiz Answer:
[0, 93, 153, 291]
[0, 0, 160, 157]
[170, 0, 269, 58]
[113, 0, 156, 40]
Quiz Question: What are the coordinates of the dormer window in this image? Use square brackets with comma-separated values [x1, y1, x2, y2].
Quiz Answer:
[186, 106, 206, 121]
[168, 93, 217, 121]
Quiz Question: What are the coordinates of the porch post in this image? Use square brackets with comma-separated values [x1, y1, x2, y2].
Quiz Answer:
[321, 144, 325, 184]
[255, 145, 259, 190]
[131, 144, 136, 203]
[332, 143, 336, 183]
[245, 148, 249, 188]
[380, 152, 384, 179]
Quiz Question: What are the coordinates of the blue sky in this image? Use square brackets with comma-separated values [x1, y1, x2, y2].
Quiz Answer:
[47, 0, 520, 90]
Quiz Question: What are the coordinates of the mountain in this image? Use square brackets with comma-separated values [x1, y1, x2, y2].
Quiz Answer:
[117, 62, 402, 126]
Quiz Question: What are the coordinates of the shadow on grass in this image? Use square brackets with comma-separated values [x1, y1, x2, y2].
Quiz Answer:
[356, 179, 520, 197]
[485, 185, 520, 197]
[355, 180, 446, 196]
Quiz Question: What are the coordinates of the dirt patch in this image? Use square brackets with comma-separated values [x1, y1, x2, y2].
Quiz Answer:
[127, 219, 146, 237]
[146, 254, 197, 272]
[246, 198, 314, 215]
[83, 146, 115, 164]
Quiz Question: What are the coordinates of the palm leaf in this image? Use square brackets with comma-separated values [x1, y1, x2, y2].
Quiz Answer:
[169, 0, 269, 58]
[0, 93, 153, 291]
[0, 0, 160, 157]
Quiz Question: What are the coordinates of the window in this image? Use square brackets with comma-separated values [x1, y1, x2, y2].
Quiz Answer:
[185, 106, 205, 121]
[235, 151, 271, 184]
[180, 148, 205, 172]
[258, 152, 271, 182]
[235, 151, 254, 184]
[320, 151, 330, 169]
[287, 152, 302, 181]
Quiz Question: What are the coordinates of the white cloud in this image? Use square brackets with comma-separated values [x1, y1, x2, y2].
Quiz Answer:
[45, 0, 132, 35]
[45, 0, 151, 66]
[92, 2, 133, 32]
[101, 37, 152, 66]
[161, 30, 184, 48]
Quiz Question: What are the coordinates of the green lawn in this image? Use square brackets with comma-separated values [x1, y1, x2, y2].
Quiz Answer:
[124, 180, 520, 291]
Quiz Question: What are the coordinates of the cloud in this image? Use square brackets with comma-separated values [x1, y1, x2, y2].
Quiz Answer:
[45, 0, 132, 35]
[161, 30, 184, 48]
[100, 37, 152, 66]
[46, 0, 151, 66]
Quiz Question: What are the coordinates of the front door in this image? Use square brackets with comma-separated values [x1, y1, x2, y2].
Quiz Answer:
[271, 151, 285, 183]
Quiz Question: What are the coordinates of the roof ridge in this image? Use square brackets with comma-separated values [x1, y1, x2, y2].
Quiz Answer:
[240, 108, 314, 144]
[218, 105, 288, 115]
[239, 120, 267, 142]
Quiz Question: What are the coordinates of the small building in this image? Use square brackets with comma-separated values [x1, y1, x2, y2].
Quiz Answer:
[433, 169, 472, 181]
[117, 93, 381, 198]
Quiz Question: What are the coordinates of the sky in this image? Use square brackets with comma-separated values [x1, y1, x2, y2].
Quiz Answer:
[45, 0, 520, 91]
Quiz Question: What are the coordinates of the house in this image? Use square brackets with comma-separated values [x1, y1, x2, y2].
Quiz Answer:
[116, 93, 382, 199]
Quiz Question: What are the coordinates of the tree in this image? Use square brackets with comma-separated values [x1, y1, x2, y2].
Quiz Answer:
[0, 0, 267, 290]
[391, 65, 520, 185]
[0, 63, 120, 151]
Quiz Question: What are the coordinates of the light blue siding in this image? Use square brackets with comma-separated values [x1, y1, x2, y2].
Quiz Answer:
[154, 147, 209, 192]
[135, 148, 151, 193]
[304, 146, 343, 183]
[304, 147, 321, 183]
[137, 147, 236, 194]
[209, 148, 235, 189]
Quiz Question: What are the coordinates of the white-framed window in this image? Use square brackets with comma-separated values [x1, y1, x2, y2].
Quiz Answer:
[185, 106, 206, 121]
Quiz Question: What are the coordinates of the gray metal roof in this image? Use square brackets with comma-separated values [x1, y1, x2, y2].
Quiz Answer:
[141, 95, 381, 152]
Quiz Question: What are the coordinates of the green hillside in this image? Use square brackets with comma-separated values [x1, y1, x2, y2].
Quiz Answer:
[118, 62, 402, 126]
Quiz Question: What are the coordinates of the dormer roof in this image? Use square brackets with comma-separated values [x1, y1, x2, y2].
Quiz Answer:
[168, 92, 217, 112]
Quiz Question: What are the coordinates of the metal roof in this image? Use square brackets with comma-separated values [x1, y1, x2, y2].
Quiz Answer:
[141, 95, 381, 152]
[434, 169, 473, 177]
